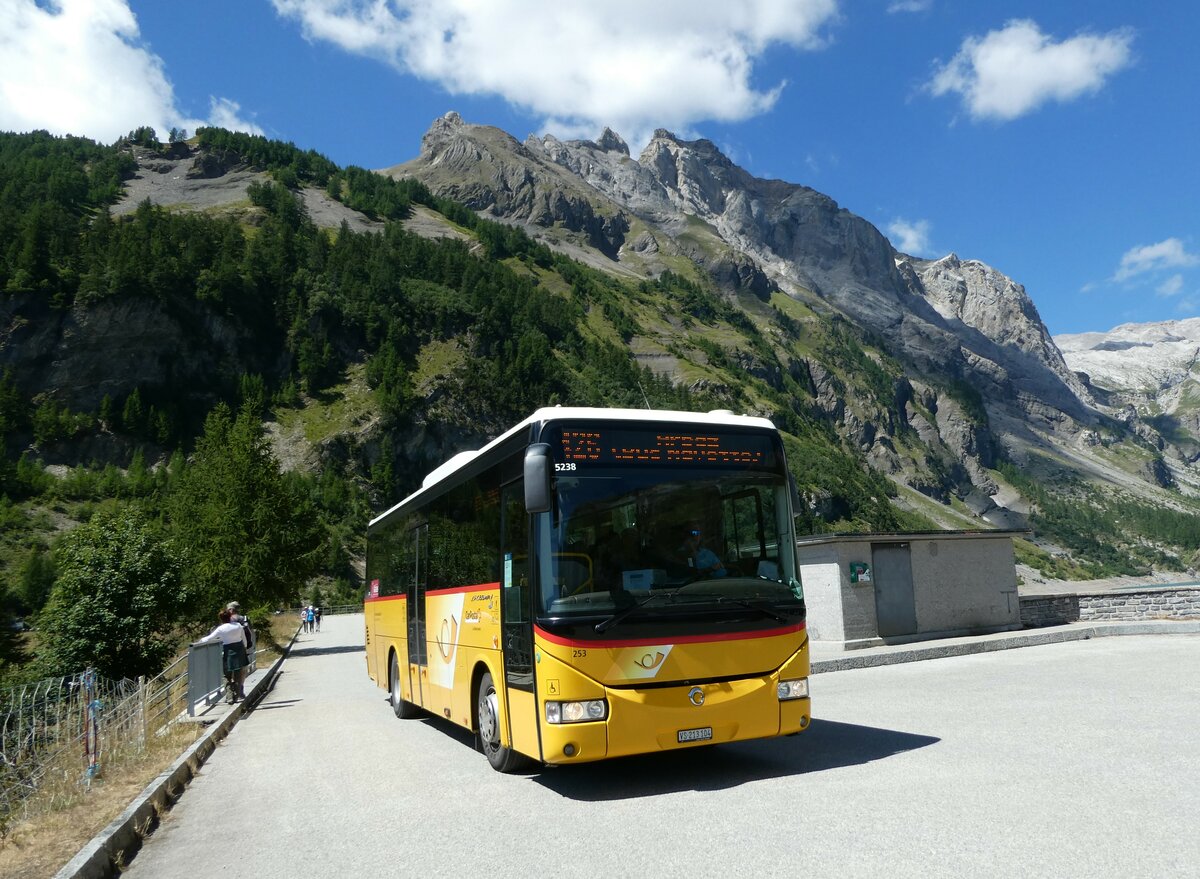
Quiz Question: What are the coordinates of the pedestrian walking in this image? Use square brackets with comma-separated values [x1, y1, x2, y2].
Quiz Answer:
[314, 606, 322, 632]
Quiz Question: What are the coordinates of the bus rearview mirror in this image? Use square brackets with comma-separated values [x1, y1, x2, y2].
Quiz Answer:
[524, 444, 552, 513]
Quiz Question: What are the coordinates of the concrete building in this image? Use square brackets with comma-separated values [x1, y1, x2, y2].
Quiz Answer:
[797, 531, 1023, 649]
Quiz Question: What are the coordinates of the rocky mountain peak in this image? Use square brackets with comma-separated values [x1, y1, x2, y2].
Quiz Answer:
[595, 128, 629, 155]
[1057, 318, 1200, 417]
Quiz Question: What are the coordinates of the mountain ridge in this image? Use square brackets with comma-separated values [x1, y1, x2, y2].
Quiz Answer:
[389, 112, 1178, 506]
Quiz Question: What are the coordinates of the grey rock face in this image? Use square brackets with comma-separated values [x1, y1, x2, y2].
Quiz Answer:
[1056, 318, 1200, 420]
[0, 291, 281, 415]
[390, 113, 630, 256]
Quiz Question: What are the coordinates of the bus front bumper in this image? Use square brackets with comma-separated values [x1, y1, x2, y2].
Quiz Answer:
[540, 677, 810, 764]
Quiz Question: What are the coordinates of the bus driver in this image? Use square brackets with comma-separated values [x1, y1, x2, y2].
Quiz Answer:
[680, 524, 726, 578]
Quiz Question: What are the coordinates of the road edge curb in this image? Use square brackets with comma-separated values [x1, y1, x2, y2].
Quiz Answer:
[811, 620, 1200, 674]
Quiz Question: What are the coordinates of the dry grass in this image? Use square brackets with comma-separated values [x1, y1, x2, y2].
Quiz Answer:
[0, 722, 200, 879]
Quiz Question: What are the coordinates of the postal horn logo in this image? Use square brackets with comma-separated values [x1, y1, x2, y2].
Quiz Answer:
[619, 644, 674, 679]
[688, 687, 705, 706]
[436, 615, 458, 662]
[633, 651, 666, 671]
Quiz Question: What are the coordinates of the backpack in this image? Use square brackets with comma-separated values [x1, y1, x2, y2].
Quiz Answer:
[239, 619, 253, 647]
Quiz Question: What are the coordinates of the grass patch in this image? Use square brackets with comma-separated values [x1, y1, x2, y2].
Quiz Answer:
[0, 722, 201, 878]
[273, 363, 375, 446]
[413, 339, 467, 392]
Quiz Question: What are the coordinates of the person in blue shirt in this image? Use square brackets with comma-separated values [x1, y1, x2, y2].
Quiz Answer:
[681, 524, 726, 578]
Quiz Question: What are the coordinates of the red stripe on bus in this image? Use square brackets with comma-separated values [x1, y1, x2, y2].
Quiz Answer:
[363, 593, 406, 604]
[428, 582, 500, 596]
[534, 621, 806, 650]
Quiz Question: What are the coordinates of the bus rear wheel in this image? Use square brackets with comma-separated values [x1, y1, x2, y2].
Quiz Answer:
[389, 652, 419, 719]
[476, 671, 531, 773]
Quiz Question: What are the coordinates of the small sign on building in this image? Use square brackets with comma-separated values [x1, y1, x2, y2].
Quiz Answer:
[849, 562, 872, 584]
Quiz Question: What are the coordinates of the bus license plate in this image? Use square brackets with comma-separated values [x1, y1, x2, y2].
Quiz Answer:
[677, 727, 713, 743]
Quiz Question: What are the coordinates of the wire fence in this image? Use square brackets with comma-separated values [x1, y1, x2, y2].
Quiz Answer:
[1, 612, 316, 829]
[289, 604, 361, 615]
[0, 647, 204, 828]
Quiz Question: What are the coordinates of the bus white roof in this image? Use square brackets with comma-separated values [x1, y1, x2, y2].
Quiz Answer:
[369, 407, 778, 528]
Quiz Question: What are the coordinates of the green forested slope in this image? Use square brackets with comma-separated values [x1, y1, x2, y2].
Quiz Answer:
[3, 127, 1188, 682]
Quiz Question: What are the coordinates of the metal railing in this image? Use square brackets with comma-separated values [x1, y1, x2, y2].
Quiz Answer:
[291, 604, 361, 616]
[186, 635, 262, 714]
[187, 641, 224, 716]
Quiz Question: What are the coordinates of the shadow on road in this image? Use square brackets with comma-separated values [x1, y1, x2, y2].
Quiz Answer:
[289, 644, 366, 658]
[531, 719, 940, 800]
[251, 698, 304, 711]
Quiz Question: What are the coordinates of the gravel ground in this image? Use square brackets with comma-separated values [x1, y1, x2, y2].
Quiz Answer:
[112, 152, 265, 216]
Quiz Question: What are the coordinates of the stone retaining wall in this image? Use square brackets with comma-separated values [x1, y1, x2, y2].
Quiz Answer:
[1020, 587, 1200, 627]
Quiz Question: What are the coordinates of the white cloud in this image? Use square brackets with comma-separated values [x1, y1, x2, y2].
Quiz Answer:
[888, 1, 932, 13]
[887, 217, 933, 256]
[1157, 274, 1185, 297]
[205, 97, 262, 136]
[927, 19, 1133, 121]
[271, 0, 840, 148]
[1114, 238, 1198, 282]
[0, 0, 261, 142]
[1174, 296, 1199, 316]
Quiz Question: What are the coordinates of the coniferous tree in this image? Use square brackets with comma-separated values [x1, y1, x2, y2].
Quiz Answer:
[169, 404, 323, 615]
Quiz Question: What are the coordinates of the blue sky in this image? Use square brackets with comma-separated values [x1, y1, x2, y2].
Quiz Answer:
[1, 1, 1197, 337]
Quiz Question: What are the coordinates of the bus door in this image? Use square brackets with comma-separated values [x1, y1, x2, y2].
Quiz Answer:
[500, 481, 539, 758]
[722, 489, 765, 574]
[408, 523, 429, 705]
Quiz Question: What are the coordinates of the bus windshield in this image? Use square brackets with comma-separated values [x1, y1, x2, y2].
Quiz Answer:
[535, 423, 803, 624]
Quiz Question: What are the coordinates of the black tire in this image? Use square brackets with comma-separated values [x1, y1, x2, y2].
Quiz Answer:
[389, 651, 420, 719]
[476, 671, 531, 773]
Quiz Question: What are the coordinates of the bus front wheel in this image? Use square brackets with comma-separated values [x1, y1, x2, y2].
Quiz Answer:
[389, 652, 419, 719]
[476, 671, 530, 773]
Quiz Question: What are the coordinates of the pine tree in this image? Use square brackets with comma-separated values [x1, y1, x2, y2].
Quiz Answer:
[168, 404, 324, 614]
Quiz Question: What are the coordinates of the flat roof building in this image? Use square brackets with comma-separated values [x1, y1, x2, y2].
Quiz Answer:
[797, 531, 1024, 650]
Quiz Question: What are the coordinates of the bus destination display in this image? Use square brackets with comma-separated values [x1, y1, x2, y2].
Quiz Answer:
[556, 428, 770, 467]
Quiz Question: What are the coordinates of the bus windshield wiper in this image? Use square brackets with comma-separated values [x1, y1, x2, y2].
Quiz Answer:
[594, 592, 671, 634]
[716, 597, 789, 624]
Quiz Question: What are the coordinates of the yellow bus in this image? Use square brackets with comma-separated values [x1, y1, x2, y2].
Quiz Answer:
[364, 407, 810, 771]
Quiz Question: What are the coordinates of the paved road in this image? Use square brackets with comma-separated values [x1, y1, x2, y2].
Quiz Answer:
[123, 615, 1200, 878]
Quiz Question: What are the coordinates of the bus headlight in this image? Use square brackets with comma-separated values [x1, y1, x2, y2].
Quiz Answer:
[777, 678, 809, 701]
[545, 699, 608, 724]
